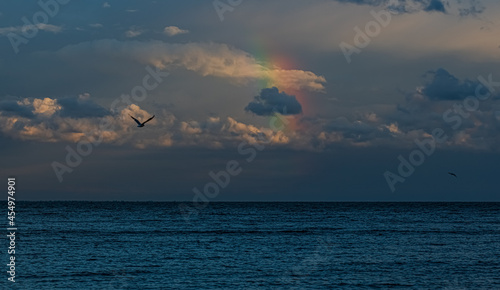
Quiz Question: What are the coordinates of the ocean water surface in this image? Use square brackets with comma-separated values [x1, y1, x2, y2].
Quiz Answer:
[8, 202, 500, 289]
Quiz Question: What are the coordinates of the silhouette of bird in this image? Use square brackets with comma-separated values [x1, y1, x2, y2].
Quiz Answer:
[129, 114, 155, 127]
[448, 172, 457, 178]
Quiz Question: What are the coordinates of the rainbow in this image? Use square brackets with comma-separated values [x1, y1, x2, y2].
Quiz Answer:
[251, 45, 308, 133]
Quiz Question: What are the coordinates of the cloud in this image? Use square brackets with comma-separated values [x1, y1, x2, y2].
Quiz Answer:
[125, 27, 144, 38]
[0, 99, 35, 118]
[0, 23, 62, 35]
[320, 116, 397, 146]
[180, 121, 203, 134]
[325, 117, 375, 137]
[103, 2, 110, 8]
[298, 114, 401, 150]
[0, 99, 157, 144]
[245, 87, 302, 116]
[383, 67, 500, 150]
[32, 98, 61, 117]
[57, 94, 111, 118]
[421, 68, 479, 100]
[459, 1, 485, 16]
[423, 0, 446, 12]
[164, 26, 189, 36]
[333, 0, 485, 15]
[0, 96, 291, 149]
[270, 69, 327, 92]
[0, 94, 110, 120]
[0, 27, 20, 35]
[336, 0, 447, 13]
[53, 39, 327, 92]
[1, 91, 499, 152]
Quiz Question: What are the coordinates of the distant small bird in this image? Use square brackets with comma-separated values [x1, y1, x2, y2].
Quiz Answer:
[129, 114, 155, 127]
[448, 172, 457, 178]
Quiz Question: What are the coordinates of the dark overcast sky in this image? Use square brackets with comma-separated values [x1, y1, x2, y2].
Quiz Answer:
[1, 0, 499, 201]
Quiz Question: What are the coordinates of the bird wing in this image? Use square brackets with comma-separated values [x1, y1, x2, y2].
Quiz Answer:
[142, 115, 155, 124]
[129, 115, 142, 125]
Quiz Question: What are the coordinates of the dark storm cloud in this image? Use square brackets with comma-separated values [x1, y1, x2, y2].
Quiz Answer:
[0, 99, 35, 118]
[245, 87, 302, 116]
[57, 95, 110, 118]
[422, 68, 478, 100]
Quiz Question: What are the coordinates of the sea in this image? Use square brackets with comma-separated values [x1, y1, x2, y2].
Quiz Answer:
[6, 202, 500, 289]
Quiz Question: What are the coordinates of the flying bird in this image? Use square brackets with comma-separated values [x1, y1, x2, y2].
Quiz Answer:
[448, 172, 457, 178]
[129, 114, 155, 127]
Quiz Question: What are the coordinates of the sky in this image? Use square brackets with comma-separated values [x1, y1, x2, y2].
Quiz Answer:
[1, 0, 500, 201]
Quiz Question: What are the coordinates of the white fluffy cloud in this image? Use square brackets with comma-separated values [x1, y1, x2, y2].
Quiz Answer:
[31, 98, 61, 116]
[125, 27, 144, 38]
[54, 39, 327, 92]
[163, 26, 189, 36]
